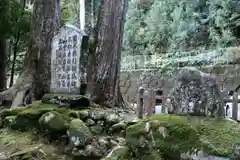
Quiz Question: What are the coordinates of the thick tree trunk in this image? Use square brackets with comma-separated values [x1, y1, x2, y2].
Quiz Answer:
[0, 39, 7, 92]
[0, 0, 60, 107]
[85, 0, 94, 34]
[89, 0, 128, 107]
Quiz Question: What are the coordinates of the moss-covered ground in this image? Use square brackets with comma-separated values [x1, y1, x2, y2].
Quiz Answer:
[126, 114, 240, 159]
[0, 128, 68, 159]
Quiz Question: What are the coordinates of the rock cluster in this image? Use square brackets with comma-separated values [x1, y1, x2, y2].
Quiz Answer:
[168, 67, 225, 117]
[0, 95, 138, 159]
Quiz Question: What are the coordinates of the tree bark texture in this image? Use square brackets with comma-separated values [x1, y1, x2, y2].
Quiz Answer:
[85, 0, 94, 34]
[0, 0, 60, 107]
[89, 0, 128, 106]
[0, 39, 7, 92]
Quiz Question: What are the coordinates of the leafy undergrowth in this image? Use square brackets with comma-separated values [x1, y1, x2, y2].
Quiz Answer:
[0, 128, 69, 159]
[126, 114, 240, 159]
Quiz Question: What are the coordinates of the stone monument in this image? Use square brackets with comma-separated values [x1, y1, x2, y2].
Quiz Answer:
[51, 24, 86, 93]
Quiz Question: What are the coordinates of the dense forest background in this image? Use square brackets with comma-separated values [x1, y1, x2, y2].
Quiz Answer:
[124, 0, 240, 54]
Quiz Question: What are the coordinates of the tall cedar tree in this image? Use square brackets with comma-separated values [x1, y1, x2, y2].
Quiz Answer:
[88, 0, 128, 107]
[0, 0, 60, 107]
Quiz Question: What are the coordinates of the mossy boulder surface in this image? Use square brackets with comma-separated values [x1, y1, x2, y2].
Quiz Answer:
[3, 116, 17, 129]
[126, 114, 240, 159]
[68, 119, 93, 147]
[103, 146, 129, 160]
[0, 102, 60, 130]
[42, 93, 90, 109]
[39, 111, 67, 133]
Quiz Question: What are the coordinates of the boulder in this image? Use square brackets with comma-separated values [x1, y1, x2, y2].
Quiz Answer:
[168, 67, 224, 117]
[85, 119, 95, 126]
[42, 94, 90, 109]
[67, 119, 93, 147]
[105, 113, 123, 125]
[78, 110, 90, 120]
[89, 111, 106, 121]
[39, 111, 67, 133]
[2, 107, 54, 130]
[90, 125, 104, 135]
[102, 146, 129, 160]
[72, 138, 107, 159]
[4, 116, 17, 129]
[108, 121, 127, 136]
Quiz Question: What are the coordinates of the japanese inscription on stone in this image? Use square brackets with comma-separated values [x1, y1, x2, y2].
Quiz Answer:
[51, 24, 85, 93]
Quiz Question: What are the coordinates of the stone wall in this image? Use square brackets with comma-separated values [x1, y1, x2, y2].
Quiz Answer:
[120, 65, 240, 103]
[120, 70, 174, 103]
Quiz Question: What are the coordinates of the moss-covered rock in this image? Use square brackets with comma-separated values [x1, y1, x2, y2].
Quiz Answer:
[125, 114, 240, 159]
[42, 94, 90, 109]
[39, 111, 67, 133]
[78, 109, 90, 120]
[4, 116, 17, 129]
[0, 108, 25, 119]
[86, 119, 95, 126]
[103, 146, 129, 160]
[68, 111, 79, 118]
[89, 110, 106, 121]
[105, 114, 123, 125]
[67, 119, 93, 147]
[0, 102, 64, 131]
[90, 125, 104, 135]
[109, 121, 127, 136]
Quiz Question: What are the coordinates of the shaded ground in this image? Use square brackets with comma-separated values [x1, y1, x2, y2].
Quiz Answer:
[0, 128, 69, 159]
[126, 114, 240, 159]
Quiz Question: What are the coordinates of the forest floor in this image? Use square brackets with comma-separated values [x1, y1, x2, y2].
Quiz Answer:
[0, 128, 69, 159]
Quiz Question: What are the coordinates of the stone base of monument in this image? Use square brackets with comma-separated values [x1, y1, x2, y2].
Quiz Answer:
[42, 94, 90, 109]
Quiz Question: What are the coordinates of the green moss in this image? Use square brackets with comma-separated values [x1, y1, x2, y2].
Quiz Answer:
[126, 114, 240, 158]
[0, 102, 76, 132]
[0, 102, 58, 120]
[68, 119, 93, 147]
[9, 105, 58, 131]
[90, 125, 104, 135]
[192, 118, 240, 157]
[0, 108, 25, 119]
[54, 108, 73, 122]
[68, 111, 79, 118]
[39, 111, 67, 133]
[78, 109, 90, 120]
[0, 128, 69, 159]
[3, 116, 17, 129]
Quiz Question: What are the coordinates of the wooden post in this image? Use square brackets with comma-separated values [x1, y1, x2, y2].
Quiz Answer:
[161, 96, 166, 113]
[147, 89, 154, 116]
[143, 89, 150, 115]
[137, 87, 144, 119]
[233, 92, 238, 120]
[152, 90, 156, 114]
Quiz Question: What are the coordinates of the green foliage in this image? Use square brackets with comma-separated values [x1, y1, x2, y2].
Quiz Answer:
[0, 0, 21, 38]
[122, 0, 240, 74]
[61, 0, 80, 26]
[60, 0, 99, 27]
[124, 0, 240, 55]
[208, 0, 238, 47]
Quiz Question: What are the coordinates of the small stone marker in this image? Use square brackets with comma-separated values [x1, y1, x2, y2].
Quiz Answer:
[51, 24, 86, 93]
[233, 92, 238, 120]
[137, 87, 144, 118]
